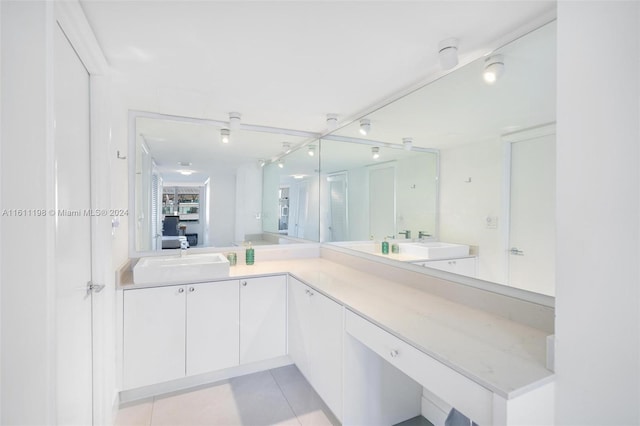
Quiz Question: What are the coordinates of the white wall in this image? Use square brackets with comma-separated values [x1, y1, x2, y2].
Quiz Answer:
[207, 171, 236, 246]
[1, 2, 55, 423]
[439, 138, 505, 283]
[396, 155, 438, 239]
[556, 2, 639, 424]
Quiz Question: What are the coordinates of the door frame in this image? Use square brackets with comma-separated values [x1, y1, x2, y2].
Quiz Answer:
[501, 122, 556, 285]
[54, 2, 112, 425]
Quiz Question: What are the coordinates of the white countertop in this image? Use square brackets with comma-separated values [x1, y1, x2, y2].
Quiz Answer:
[120, 256, 553, 399]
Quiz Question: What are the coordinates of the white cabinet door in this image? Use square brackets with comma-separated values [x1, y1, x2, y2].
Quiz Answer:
[418, 257, 477, 277]
[123, 286, 186, 389]
[288, 277, 344, 420]
[287, 277, 314, 378]
[240, 275, 287, 364]
[186, 280, 240, 376]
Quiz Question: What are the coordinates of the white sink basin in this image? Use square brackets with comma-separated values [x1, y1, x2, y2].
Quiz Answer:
[133, 253, 230, 285]
[400, 242, 469, 260]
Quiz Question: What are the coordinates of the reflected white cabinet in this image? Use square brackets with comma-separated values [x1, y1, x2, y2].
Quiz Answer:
[239, 275, 287, 364]
[288, 277, 343, 420]
[414, 257, 477, 277]
[186, 281, 239, 376]
[123, 280, 240, 389]
[123, 285, 187, 389]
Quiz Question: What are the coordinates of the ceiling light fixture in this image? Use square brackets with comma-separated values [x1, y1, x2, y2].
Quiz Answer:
[438, 38, 459, 70]
[220, 128, 230, 144]
[402, 137, 413, 151]
[308, 145, 316, 156]
[292, 174, 305, 180]
[229, 112, 241, 130]
[483, 54, 505, 84]
[177, 161, 192, 167]
[179, 170, 194, 176]
[371, 146, 380, 160]
[258, 159, 266, 168]
[278, 159, 284, 169]
[360, 119, 371, 136]
[326, 113, 338, 131]
[282, 142, 291, 153]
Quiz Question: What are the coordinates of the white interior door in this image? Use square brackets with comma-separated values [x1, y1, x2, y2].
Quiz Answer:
[328, 173, 348, 241]
[294, 182, 308, 238]
[54, 24, 94, 424]
[369, 165, 396, 240]
[508, 132, 556, 296]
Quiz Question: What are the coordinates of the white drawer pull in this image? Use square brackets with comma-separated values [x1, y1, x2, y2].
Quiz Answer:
[390, 349, 399, 358]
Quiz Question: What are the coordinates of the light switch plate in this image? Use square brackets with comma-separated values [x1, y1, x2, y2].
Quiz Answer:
[485, 216, 498, 229]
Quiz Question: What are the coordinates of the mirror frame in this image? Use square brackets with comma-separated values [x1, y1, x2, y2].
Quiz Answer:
[128, 109, 320, 257]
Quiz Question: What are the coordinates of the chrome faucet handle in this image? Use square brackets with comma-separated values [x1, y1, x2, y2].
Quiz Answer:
[398, 230, 411, 239]
[418, 231, 431, 239]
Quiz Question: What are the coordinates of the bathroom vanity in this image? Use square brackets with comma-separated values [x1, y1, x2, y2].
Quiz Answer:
[118, 247, 554, 425]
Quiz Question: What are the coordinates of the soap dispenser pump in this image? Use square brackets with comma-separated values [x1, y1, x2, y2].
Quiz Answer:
[245, 242, 255, 265]
[381, 238, 389, 255]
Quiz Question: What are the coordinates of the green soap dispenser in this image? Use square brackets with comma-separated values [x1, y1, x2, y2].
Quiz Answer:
[245, 242, 255, 265]
[381, 238, 389, 255]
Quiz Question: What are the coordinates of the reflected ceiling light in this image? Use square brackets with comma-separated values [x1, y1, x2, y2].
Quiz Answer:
[438, 38, 459, 70]
[292, 174, 305, 179]
[371, 146, 380, 160]
[178, 161, 192, 167]
[308, 145, 316, 156]
[282, 142, 291, 153]
[229, 112, 241, 130]
[402, 137, 413, 151]
[278, 159, 284, 168]
[258, 159, 266, 168]
[220, 128, 230, 144]
[326, 113, 338, 131]
[483, 54, 505, 84]
[359, 119, 371, 136]
[179, 170, 194, 176]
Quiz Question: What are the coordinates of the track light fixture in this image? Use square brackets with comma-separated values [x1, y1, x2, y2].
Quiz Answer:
[229, 112, 241, 130]
[438, 38, 459, 70]
[282, 142, 291, 153]
[403, 137, 413, 151]
[483, 54, 505, 84]
[360, 119, 371, 136]
[371, 146, 380, 160]
[278, 159, 284, 169]
[220, 128, 230, 144]
[326, 113, 338, 131]
[308, 145, 316, 156]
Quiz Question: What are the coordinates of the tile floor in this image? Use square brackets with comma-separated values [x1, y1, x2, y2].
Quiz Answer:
[115, 364, 340, 426]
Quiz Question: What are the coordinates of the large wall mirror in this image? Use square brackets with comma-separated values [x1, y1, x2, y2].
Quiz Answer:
[322, 21, 556, 298]
[130, 112, 320, 254]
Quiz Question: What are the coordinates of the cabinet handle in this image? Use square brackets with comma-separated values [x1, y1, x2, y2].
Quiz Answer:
[189, 287, 195, 292]
[390, 349, 399, 358]
[178, 288, 184, 293]
[242, 281, 247, 287]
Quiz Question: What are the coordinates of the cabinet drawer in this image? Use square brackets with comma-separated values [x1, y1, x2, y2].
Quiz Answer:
[345, 310, 492, 425]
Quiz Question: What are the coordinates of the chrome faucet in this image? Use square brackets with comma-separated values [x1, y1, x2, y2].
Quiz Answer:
[398, 230, 411, 239]
[418, 231, 431, 239]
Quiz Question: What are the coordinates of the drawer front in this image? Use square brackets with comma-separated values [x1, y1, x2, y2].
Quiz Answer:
[345, 310, 493, 425]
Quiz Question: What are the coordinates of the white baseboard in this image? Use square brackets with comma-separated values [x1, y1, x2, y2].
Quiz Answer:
[119, 356, 293, 404]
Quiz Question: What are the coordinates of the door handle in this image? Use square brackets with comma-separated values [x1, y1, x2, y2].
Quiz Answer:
[86, 281, 105, 296]
[510, 247, 524, 256]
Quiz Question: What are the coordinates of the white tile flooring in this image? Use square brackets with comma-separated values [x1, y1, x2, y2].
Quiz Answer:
[115, 365, 340, 426]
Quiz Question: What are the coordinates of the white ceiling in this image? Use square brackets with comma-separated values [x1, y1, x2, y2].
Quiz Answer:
[80, 0, 556, 133]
